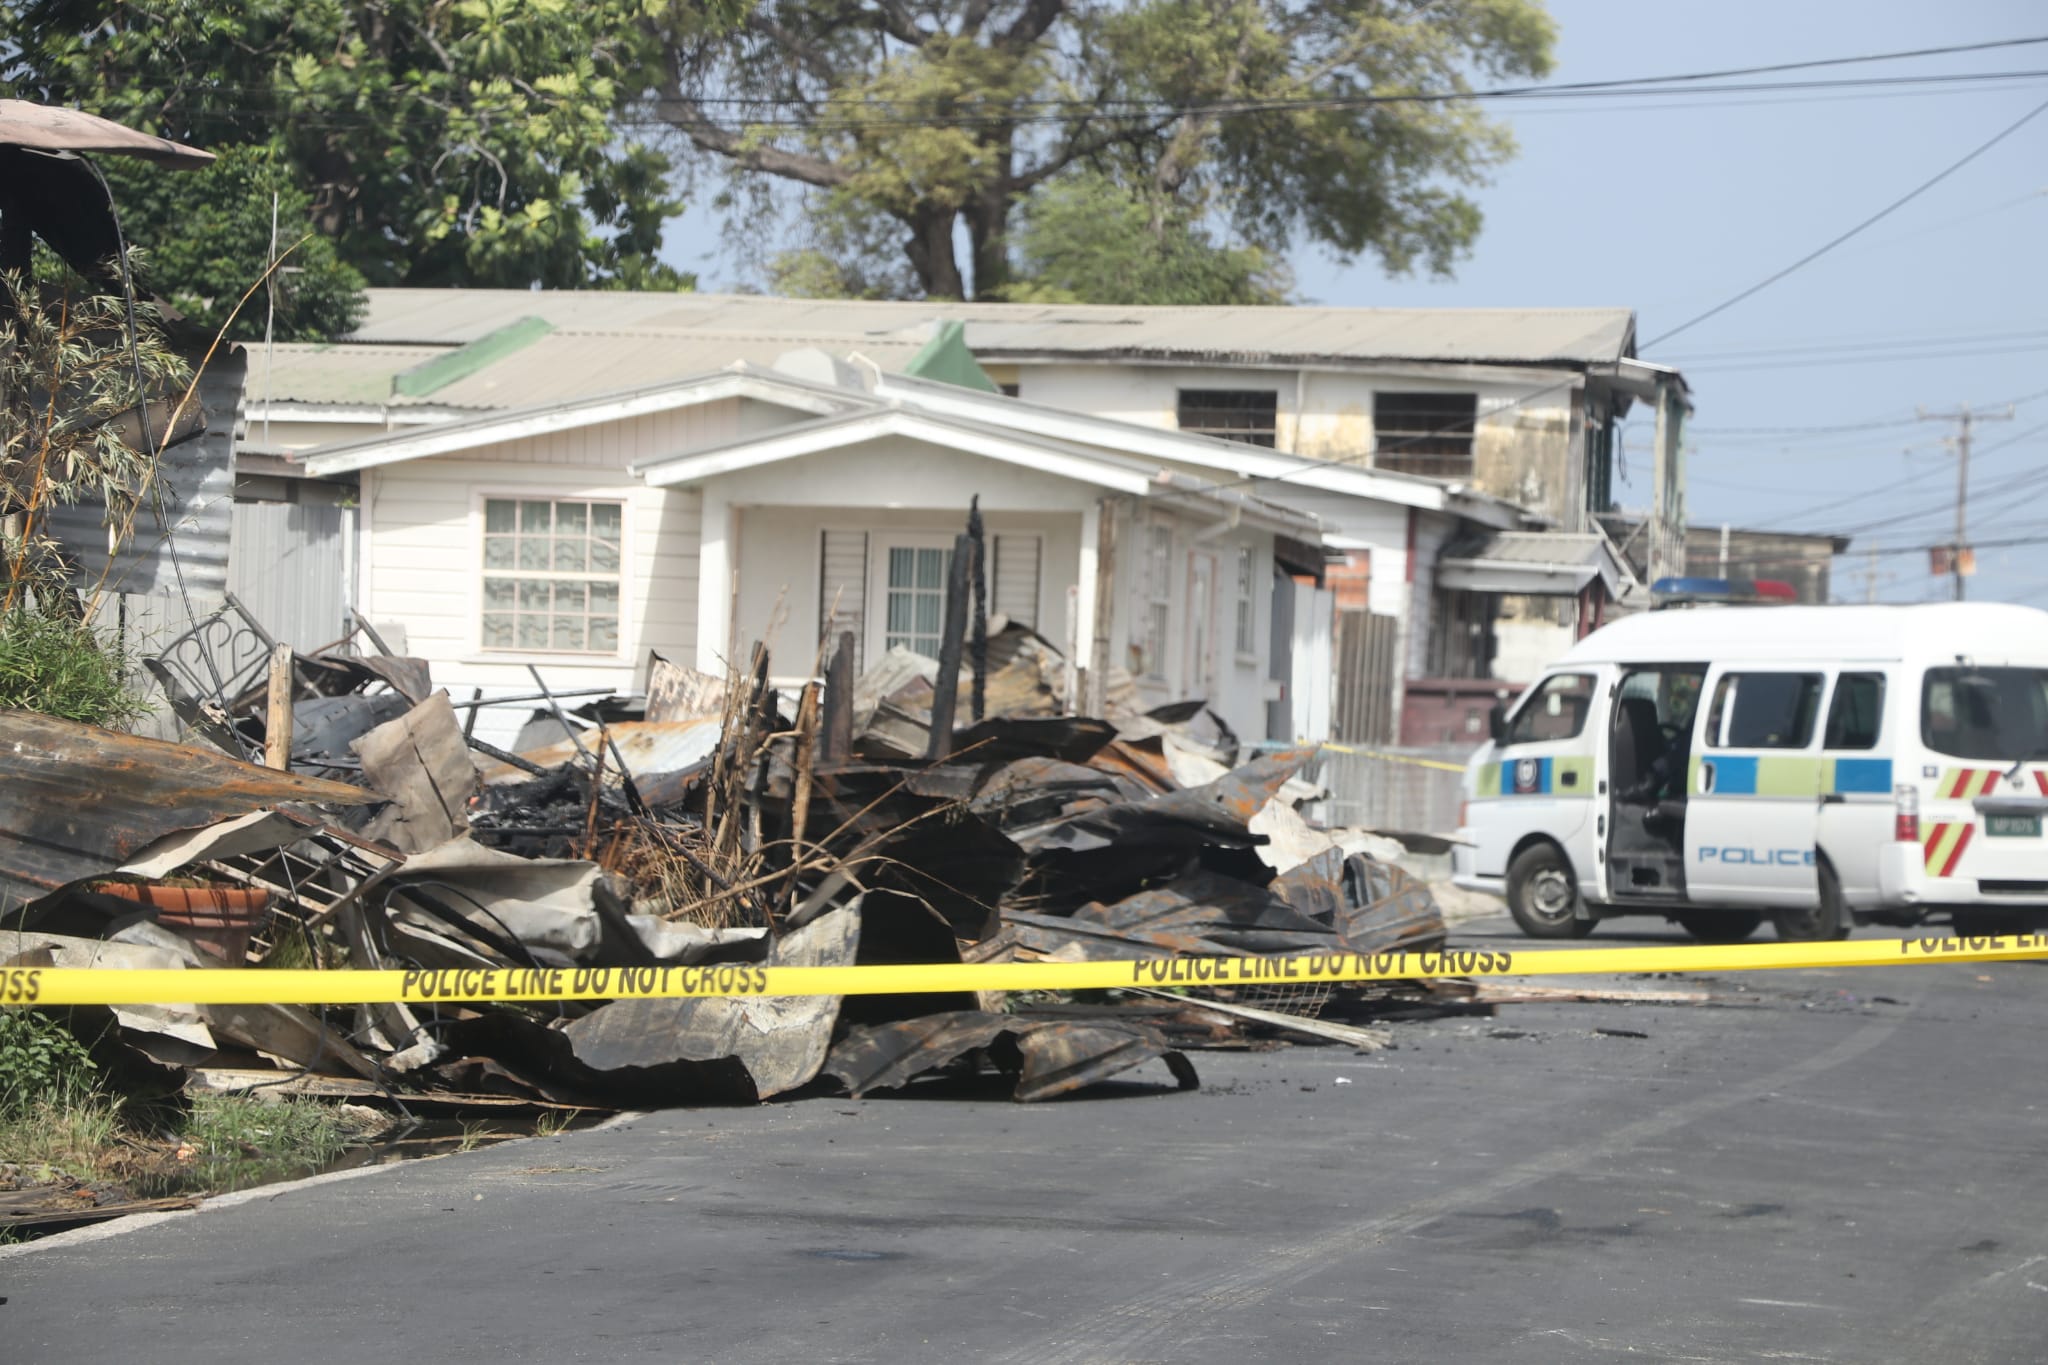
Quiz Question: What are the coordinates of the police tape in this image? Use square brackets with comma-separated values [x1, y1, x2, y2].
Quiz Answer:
[1317, 743, 1468, 773]
[4, 935, 2047, 1007]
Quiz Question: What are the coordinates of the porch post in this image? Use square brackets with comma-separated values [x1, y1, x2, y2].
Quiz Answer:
[696, 486, 734, 675]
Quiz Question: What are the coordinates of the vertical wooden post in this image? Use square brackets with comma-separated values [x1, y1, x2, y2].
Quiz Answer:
[926, 533, 973, 759]
[263, 642, 295, 770]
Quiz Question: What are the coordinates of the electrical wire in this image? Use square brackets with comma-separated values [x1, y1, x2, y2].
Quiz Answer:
[1640, 92, 2048, 349]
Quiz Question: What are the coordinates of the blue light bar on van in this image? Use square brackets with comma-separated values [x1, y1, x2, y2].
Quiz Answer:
[1650, 576, 1797, 606]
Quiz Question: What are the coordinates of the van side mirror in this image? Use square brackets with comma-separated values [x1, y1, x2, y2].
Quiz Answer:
[1487, 701, 1508, 745]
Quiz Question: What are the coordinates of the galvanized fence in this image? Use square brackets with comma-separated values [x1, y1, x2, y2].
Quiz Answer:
[1316, 743, 1474, 836]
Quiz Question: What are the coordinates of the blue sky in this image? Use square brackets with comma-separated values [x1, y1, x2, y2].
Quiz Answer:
[659, 1, 2048, 605]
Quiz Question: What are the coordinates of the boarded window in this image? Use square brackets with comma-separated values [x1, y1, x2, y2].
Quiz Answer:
[992, 534, 1040, 628]
[819, 530, 868, 671]
[1373, 392, 1478, 478]
[1177, 389, 1278, 447]
[480, 497, 623, 654]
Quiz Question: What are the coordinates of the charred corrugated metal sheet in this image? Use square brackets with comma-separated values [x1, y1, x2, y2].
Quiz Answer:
[823, 1010, 1197, 1102]
[0, 710, 380, 907]
[46, 347, 246, 600]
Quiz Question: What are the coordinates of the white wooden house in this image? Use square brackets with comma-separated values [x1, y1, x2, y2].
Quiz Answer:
[298, 361, 1325, 742]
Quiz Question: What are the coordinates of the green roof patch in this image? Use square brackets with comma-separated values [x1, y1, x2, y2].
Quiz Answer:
[903, 319, 999, 393]
[392, 316, 554, 398]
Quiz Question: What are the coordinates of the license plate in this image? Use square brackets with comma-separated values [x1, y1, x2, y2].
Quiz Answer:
[1986, 814, 2042, 838]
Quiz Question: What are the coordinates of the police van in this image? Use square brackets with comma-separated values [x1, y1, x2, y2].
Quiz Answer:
[1451, 596, 2048, 941]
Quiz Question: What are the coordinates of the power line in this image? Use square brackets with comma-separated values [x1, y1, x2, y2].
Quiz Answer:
[1736, 416, 2048, 531]
[1640, 93, 2048, 349]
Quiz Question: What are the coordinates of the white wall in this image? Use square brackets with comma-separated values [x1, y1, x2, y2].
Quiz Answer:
[732, 504, 1083, 681]
[1016, 362, 1571, 467]
[355, 401, 740, 697]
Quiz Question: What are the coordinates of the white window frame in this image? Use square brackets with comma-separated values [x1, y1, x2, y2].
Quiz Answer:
[865, 532, 960, 664]
[1233, 544, 1257, 659]
[471, 490, 631, 660]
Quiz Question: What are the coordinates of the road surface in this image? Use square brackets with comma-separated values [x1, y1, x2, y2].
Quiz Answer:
[6, 911, 2044, 1363]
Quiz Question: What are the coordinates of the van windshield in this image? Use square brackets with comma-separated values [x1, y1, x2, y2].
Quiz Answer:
[1921, 667, 2048, 761]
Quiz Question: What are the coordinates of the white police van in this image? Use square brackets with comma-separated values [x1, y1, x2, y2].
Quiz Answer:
[1452, 594, 2048, 941]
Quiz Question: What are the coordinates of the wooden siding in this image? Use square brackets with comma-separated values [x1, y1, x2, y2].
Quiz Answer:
[442, 398, 743, 469]
[365, 457, 700, 692]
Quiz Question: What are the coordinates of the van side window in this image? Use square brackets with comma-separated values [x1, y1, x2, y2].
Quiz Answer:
[1823, 672, 1885, 750]
[1508, 672, 1596, 744]
[1706, 672, 1824, 749]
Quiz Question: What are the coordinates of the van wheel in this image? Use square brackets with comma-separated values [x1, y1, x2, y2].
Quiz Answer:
[1506, 844, 1592, 939]
[1676, 911, 1762, 944]
[1773, 864, 1848, 942]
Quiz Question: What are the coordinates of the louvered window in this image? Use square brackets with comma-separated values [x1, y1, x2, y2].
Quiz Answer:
[992, 534, 1041, 628]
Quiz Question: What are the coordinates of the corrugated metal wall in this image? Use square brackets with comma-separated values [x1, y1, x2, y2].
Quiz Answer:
[48, 349, 247, 601]
[227, 501, 355, 649]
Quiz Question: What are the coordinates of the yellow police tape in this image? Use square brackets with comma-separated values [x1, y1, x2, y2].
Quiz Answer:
[4, 934, 2046, 1007]
[1318, 743, 1468, 773]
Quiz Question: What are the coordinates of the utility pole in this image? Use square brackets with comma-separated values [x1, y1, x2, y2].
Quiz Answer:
[1918, 404, 2014, 601]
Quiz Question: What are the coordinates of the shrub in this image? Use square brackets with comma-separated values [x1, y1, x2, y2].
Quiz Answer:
[0, 609, 151, 728]
[0, 1007, 100, 1118]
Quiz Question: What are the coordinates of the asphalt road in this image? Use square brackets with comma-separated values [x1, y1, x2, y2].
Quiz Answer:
[6, 911, 2046, 1363]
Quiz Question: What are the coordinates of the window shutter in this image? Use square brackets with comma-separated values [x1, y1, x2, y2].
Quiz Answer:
[992, 534, 1040, 628]
[819, 530, 867, 670]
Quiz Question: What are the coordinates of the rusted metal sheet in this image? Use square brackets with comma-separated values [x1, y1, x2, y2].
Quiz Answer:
[1271, 849, 1447, 955]
[0, 710, 380, 906]
[1022, 746, 1318, 855]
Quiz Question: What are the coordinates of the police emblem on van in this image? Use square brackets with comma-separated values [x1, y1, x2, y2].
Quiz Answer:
[1513, 758, 1543, 795]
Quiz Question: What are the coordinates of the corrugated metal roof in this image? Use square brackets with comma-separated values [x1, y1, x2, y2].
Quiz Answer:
[418, 331, 927, 409]
[1443, 531, 1609, 567]
[351, 289, 1637, 367]
[248, 343, 456, 407]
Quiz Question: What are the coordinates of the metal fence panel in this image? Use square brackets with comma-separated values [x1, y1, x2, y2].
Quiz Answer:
[1317, 744, 1473, 836]
[228, 501, 353, 650]
[1332, 610, 1398, 745]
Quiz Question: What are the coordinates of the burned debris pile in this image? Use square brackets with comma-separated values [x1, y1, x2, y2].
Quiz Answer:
[1, 596, 1467, 1137]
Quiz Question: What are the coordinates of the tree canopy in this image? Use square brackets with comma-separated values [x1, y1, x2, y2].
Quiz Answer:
[2, 0, 725, 336]
[656, 0, 1555, 301]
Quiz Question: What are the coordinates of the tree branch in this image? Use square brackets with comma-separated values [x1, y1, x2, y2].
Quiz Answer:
[997, 0, 1068, 52]
[1012, 111, 1182, 192]
[654, 79, 853, 190]
[867, 0, 931, 46]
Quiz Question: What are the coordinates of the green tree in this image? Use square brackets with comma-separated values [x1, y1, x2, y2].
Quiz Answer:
[98, 147, 366, 343]
[998, 171, 1288, 305]
[3, 0, 722, 308]
[654, 0, 1555, 300]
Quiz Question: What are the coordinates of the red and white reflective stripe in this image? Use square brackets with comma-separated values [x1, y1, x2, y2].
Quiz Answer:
[2036, 770, 2048, 796]
[1922, 822, 1974, 878]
